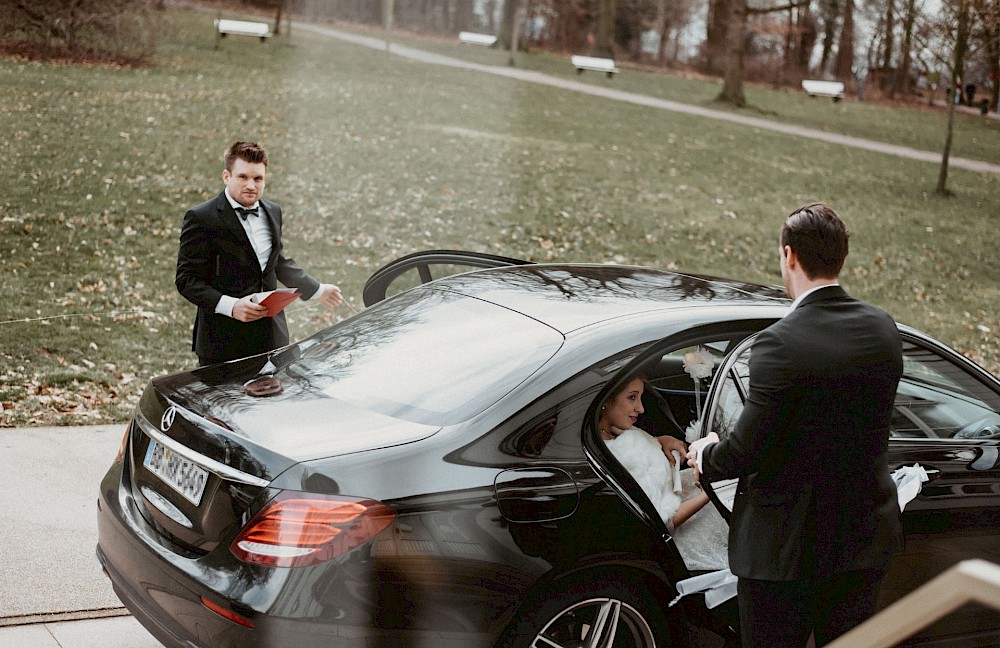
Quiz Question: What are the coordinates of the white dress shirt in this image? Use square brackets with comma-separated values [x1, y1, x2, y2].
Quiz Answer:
[214, 189, 324, 317]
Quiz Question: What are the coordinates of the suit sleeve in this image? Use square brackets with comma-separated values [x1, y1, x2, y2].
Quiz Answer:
[702, 327, 795, 481]
[175, 208, 225, 311]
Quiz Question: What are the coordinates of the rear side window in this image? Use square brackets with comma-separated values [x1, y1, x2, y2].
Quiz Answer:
[285, 288, 564, 425]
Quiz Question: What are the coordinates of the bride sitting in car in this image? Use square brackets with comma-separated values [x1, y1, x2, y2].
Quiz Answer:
[599, 376, 729, 571]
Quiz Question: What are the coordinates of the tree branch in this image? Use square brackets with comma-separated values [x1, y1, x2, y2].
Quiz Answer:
[748, 0, 811, 15]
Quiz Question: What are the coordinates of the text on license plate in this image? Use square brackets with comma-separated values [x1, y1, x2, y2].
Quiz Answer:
[143, 440, 209, 506]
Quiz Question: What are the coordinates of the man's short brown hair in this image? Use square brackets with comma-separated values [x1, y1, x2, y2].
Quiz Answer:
[224, 141, 268, 171]
[780, 202, 850, 279]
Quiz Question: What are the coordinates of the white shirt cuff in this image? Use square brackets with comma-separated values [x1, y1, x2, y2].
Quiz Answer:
[215, 295, 238, 318]
[695, 442, 714, 474]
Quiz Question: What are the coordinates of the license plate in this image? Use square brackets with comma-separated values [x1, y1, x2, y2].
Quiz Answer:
[143, 440, 209, 506]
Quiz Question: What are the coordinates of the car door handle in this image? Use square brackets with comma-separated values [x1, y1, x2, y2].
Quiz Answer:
[971, 447, 999, 471]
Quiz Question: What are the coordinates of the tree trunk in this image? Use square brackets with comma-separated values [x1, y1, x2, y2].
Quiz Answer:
[499, 0, 517, 48]
[818, 0, 840, 74]
[706, 0, 731, 74]
[937, 0, 972, 196]
[508, 0, 522, 65]
[898, 0, 917, 96]
[797, 5, 817, 72]
[655, 0, 671, 64]
[834, 0, 854, 80]
[595, 0, 617, 58]
[883, 0, 894, 70]
[981, 0, 1000, 113]
[273, 0, 283, 36]
[454, 0, 473, 32]
[717, 0, 748, 106]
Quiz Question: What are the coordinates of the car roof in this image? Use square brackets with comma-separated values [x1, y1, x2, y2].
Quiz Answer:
[426, 263, 791, 334]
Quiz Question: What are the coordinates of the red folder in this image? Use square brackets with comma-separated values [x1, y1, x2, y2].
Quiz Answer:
[252, 289, 301, 317]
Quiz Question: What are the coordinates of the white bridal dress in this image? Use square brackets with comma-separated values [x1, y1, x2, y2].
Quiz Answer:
[604, 427, 729, 572]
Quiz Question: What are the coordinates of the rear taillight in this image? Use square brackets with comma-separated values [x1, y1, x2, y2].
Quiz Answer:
[231, 492, 395, 568]
[116, 422, 130, 462]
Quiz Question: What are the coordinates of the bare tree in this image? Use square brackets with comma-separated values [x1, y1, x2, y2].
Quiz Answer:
[717, 0, 811, 106]
[595, 0, 618, 56]
[706, 0, 732, 73]
[834, 0, 855, 79]
[898, 0, 924, 96]
[935, 0, 972, 195]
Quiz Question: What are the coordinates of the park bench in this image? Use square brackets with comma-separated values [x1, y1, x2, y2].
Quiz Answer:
[801, 79, 845, 102]
[215, 19, 273, 42]
[571, 55, 619, 78]
[458, 31, 497, 47]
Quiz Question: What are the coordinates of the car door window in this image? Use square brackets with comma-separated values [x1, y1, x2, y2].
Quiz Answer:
[699, 332, 1000, 516]
[892, 340, 1000, 440]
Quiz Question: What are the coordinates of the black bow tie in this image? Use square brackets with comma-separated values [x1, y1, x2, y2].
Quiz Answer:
[236, 206, 259, 220]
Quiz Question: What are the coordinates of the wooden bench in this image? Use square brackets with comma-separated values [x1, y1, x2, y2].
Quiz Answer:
[801, 79, 845, 102]
[215, 19, 273, 42]
[458, 31, 497, 47]
[571, 55, 619, 78]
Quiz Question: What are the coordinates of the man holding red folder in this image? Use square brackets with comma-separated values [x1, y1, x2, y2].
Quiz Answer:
[176, 141, 342, 366]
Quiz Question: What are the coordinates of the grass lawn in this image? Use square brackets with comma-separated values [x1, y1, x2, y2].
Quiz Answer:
[1, 6, 998, 426]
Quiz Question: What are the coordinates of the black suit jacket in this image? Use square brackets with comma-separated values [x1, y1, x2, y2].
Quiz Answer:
[175, 192, 321, 364]
[702, 285, 903, 581]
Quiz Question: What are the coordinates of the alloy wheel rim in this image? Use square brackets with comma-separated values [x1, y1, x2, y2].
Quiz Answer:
[531, 596, 656, 648]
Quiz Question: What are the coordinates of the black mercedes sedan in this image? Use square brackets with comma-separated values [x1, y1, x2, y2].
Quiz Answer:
[97, 251, 1000, 648]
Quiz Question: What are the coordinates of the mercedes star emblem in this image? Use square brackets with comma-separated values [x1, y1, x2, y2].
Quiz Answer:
[160, 405, 178, 432]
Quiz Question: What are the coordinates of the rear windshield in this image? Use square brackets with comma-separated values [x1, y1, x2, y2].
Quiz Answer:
[284, 288, 564, 425]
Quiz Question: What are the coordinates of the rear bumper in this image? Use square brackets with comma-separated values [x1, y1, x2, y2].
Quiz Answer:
[96, 461, 255, 648]
[96, 459, 498, 647]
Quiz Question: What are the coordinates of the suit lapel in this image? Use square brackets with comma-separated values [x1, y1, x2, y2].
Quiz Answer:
[259, 200, 281, 271]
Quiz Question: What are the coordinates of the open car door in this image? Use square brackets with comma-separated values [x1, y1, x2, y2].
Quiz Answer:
[696, 328, 1000, 645]
[362, 250, 532, 306]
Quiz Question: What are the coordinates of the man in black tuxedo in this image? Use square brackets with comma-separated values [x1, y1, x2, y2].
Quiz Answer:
[687, 203, 903, 647]
[176, 141, 342, 366]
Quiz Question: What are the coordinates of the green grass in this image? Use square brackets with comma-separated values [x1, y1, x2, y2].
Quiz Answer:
[1, 7, 998, 426]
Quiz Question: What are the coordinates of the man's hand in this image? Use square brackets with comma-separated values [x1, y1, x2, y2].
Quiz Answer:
[657, 436, 688, 465]
[685, 432, 720, 480]
[233, 296, 268, 322]
[317, 284, 343, 308]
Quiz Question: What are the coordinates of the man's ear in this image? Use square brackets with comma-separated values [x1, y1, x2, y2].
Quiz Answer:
[782, 245, 797, 269]
[222, 169, 231, 183]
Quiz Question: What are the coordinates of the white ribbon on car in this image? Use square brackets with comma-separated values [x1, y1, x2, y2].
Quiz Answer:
[669, 568, 738, 609]
[669, 464, 930, 609]
[891, 463, 930, 511]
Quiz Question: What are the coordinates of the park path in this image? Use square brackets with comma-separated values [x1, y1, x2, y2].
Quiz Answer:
[298, 23, 1000, 177]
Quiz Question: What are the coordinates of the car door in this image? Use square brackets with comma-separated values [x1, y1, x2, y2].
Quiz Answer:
[362, 249, 532, 306]
[698, 328, 1000, 646]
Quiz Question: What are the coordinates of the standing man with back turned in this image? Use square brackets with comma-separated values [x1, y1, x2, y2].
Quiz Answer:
[687, 203, 903, 647]
[176, 141, 342, 366]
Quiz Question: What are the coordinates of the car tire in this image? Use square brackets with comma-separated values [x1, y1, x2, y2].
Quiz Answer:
[500, 569, 686, 648]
